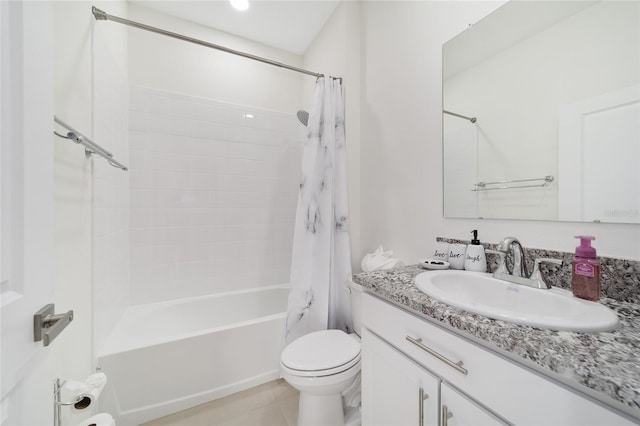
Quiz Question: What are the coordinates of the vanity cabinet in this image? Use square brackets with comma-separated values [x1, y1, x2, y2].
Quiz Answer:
[362, 329, 440, 425]
[440, 383, 504, 426]
[362, 293, 636, 425]
[363, 328, 505, 426]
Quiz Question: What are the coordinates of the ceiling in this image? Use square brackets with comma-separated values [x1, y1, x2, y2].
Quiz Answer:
[130, 0, 341, 55]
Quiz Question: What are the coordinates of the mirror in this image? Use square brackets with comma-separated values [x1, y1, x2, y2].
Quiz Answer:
[443, 1, 640, 223]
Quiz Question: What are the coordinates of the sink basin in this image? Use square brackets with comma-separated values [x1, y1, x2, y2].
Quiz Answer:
[415, 270, 619, 332]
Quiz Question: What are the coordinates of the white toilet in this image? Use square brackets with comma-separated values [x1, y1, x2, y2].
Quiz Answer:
[280, 280, 363, 426]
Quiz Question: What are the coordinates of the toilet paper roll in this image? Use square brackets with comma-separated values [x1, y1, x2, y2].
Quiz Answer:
[62, 379, 89, 399]
[64, 373, 107, 413]
[76, 412, 115, 426]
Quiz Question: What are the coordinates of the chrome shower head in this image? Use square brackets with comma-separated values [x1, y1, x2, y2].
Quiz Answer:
[296, 110, 309, 127]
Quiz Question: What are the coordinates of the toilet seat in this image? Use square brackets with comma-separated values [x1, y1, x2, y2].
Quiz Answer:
[281, 329, 361, 378]
[282, 353, 361, 378]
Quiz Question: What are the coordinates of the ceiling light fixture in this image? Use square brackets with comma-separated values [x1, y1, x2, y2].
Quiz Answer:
[229, 0, 250, 12]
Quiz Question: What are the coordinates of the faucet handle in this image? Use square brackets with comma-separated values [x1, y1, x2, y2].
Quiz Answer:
[533, 258, 563, 269]
[530, 258, 563, 289]
[486, 249, 508, 274]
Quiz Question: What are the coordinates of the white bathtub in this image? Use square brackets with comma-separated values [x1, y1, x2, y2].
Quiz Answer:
[98, 286, 289, 426]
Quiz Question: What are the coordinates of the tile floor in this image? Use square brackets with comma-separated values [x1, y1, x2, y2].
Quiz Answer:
[143, 379, 299, 426]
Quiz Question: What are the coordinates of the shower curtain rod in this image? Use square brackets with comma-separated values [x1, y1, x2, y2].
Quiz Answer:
[92, 6, 341, 81]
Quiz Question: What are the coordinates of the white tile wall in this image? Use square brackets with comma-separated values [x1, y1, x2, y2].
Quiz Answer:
[129, 87, 301, 304]
[93, 30, 130, 356]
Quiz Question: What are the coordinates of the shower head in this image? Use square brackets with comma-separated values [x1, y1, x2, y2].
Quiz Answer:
[296, 110, 309, 127]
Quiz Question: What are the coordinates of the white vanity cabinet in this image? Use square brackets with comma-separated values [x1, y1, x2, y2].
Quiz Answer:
[362, 329, 506, 426]
[440, 383, 504, 426]
[361, 293, 636, 425]
[362, 329, 440, 426]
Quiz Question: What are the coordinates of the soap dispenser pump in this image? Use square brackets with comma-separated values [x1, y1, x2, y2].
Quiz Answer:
[464, 230, 487, 272]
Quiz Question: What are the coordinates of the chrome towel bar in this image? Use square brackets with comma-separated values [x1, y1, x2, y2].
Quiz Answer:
[53, 116, 128, 171]
[472, 175, 554, 191]
[444, 110, 477, 123]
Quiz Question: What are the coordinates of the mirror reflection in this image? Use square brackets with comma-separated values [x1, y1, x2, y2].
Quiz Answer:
[443, 1, 640, 223]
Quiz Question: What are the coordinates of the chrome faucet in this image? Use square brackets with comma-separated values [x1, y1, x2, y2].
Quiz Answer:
[496, 236, 528, 277]
[487, 237, 562, 289]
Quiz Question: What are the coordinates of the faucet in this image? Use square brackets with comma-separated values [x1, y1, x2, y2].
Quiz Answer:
[487, 237, 562, 289]
[496, 236, 528, 277]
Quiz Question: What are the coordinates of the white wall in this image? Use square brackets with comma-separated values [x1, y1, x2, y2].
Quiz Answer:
[303, 1, 362, 270]
[360, 1, 503, 267]
[360, 0, 640, 264]
[53, 1, 128, 423]
[128, 3, 303, 112]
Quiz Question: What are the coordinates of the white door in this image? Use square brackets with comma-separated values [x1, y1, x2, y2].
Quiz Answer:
[362, 329, 440, 426]
[559, 85, 640, 223]
[1, 2, 55, 424]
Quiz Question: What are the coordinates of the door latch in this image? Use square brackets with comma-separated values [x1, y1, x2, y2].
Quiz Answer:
[34, 304, 74, 346]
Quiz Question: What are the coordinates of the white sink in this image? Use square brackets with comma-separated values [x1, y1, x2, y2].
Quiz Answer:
[415, 270, 619, 332]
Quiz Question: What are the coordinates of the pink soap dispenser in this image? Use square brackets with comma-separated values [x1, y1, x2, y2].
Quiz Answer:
[572, 235, 601, 301]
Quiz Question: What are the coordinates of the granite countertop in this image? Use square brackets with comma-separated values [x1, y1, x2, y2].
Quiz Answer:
[353, 265, 640, 419]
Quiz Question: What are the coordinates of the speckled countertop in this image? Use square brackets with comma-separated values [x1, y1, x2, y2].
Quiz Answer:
[353, 265, 640, 420]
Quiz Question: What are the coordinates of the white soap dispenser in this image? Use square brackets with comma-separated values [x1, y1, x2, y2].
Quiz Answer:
[464, 229, 487, 272]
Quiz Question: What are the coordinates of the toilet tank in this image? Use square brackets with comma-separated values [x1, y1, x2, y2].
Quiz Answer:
[348, 280, 363, 336]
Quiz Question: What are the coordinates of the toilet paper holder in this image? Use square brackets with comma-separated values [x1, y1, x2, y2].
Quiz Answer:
[53, 378, 85, 426]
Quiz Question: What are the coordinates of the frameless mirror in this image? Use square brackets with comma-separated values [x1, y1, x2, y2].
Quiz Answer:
[443, 1, 640, 223]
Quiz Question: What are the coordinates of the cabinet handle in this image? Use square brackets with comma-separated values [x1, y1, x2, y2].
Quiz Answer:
[406, 335, 468, 375]
[442, 405, 453, 426]
[418, 387, 429, 426]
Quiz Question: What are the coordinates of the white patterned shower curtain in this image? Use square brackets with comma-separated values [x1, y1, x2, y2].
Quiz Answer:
[285, 77, 353, 344]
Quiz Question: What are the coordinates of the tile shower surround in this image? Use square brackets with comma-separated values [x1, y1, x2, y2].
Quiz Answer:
[437, 237, 640, 303]
[128, 87, 301, 304]
[93, 31, 130, 354]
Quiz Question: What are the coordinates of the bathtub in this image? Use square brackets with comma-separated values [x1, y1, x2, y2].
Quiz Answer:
[98, 286, 289, 426]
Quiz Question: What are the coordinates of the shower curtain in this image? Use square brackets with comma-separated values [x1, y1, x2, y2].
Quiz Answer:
[285, 77, 353, 343]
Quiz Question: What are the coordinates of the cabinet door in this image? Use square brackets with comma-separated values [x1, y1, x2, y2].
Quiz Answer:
[362, 328, 440, 426]
[441, 383, 506, 426]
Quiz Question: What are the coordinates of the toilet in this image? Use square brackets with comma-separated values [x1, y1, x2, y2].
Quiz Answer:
[280, 280, 363, 426]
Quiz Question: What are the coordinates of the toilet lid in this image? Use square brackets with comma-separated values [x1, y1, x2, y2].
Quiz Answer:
[281, 329, 361, 372]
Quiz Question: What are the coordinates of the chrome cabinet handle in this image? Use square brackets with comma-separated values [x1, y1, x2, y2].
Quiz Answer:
[442, 405, 453, 426]
[406, 335, 468, 375]
[418, 387, 429, 426]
